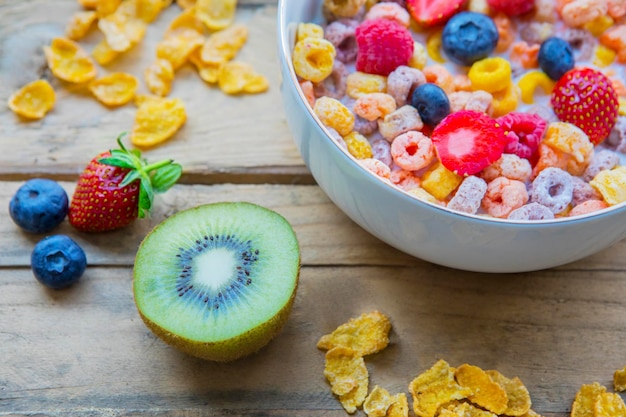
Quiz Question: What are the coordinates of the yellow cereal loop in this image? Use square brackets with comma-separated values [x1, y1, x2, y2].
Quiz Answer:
[583, 15, 614, 37]
[490, 82, 519, 118]
[346, 71, 387, 99]
[297, 22, 324, 42]
[88, 72, 139, 106]
[92, 39, 120, 65]
[421, 162, 463, 201]
[8, 80, 56, 119]
[426, 30, 445, 63]
[43, 37, 97, 83]
[65, 10, 98, 40]
[590, 166, 626, 206]
[517, 70, 555, 104]
[292, 37, 336, 83]
[313, 96, 355, 136]
[145, 58, 175, 96]
[195, 0, 237, 31]
[131, 95, 187, 148]
[468, 57, 512, 93]
[594, 45, 617, 67]
[217, 61, 269, 95]
[619, 97, 626, 116]
[156, 28, 205, 69]
[409, 41, 428, 70]
[344, 131, 374, 159]
[200, 23, 248, 64]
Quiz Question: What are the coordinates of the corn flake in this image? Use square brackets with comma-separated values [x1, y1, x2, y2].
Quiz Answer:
[89, 72, 138, 106]
[65, 10, 98, 40]
[156, 27, 205, 69]
[485, 370, 531, 416]
[387, 393, 409, 417]
[44, 37, 97, 83]
[78, 0, 99, 9]
[443, 401, 498, 417]
[363, 385, 395, 417]
[190, 49, 223, 83]
[571, 382, 607, 417]
[97, 0, 122, 17]
[92, 39, 120, 65]
[8, 79, 56, 119]
[195, 0, 237, 31]
[131, 95, 186, 148]
[135, 0, 173, 22]
[324, 346, 369, 414]
[217, 61, 268, 94]
[145, 58, 175, 96]
[199, 23, 248, 64]
[409, 359, 471, 417]
[167, 6, 206, 35]
[317, 310, 392, 357]
[594, 392, 626, 417]
[455, 364, 508, 414]
[98, 11, 147, 52]
[176, 0, 196, 9]
[614, 365, 626, 392]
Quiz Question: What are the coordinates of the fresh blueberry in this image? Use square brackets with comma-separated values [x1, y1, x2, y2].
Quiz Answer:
[441, 11, 499, 66]
[410, 83, 450, 126]
[538, 37, 575, 81]
[9, 178, 68, 234]
[31, 235, 87, 289]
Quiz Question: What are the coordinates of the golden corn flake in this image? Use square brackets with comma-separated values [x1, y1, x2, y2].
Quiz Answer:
[135, 0, 173, 22]
[8, 79, 56, 119]
[571, 382, 607, 417]
[78, 0, 99, 9]
[364, 385, 395, 417]
[443, 401, 498, 417]
[167, 6, 206, 35]
[190, 48, 223, 83]
[455, 364, 508, 414]
[65, 10, 98, 40]
[92, 39, 120, 65]
[98, 11, 147, 52]
[409, 359, 471, 417]
[176, 0, 196, 9]
[44, 37, 97, 83]
[324, 346, 369, 414]
[156, 27, 205, 70]
[130, 95, 186, 148]
[614, 365, 626, 392]
[217, 61, 268, 95]
[195, 0, 237, 31]
[387, 393, 409, 417]
[145, 58, 175, 96]
[89, 72, 138, 106]
[96, 0, 122, 17]
[317, 310, 392, 357]
[199, 23, 248, 64]
[485, 370, 531, 416]
[594, 392, 626, 417]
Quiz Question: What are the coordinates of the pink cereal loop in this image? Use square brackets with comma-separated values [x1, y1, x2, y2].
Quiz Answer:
[323, 19, 359, 63]
[559, 0, 608, 28]
[482, 177, 530, 218]
[377, 105, 424, 142]
[569, 199, 610, 217]
[390, 131, 435, 171]
[507, 202, 555, 220]
[371, 138, 392, 166]
[390, 168, 422, 191]
[299, 80, 316, 107]
[363, 2, 410, 27]
[387, 65, 426, 107]
[583, 149, 621, 182]
[447, 176, 488, 214]
[571, 176, 602, 206]
[530, 167, 574, 214]
[360, 157, 391, 179]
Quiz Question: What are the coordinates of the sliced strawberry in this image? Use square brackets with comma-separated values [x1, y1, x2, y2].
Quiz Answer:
[406, 0, 467, 27]
[431, 110, 507, 176]
[551, 67, 619, 145]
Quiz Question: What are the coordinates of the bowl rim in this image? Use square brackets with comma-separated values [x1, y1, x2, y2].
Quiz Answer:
[276, 0, 626, 227]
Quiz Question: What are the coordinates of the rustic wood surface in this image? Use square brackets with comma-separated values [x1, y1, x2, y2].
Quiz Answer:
[1, 1, 626, 417]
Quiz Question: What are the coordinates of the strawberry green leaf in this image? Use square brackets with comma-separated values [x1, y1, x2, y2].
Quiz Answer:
[151, 163, 183, 193]
[120, 170, 142, 188]
[99, 154, 135, 170]
[138, 177, 154, 218]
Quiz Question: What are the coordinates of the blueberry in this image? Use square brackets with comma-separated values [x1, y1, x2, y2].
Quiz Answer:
[9, 178, 68, 233]
[441, 12, 499, 66]
[538, 37, 575, 81]
[410, 83, 450, 126]
[31, 235, 87, 289]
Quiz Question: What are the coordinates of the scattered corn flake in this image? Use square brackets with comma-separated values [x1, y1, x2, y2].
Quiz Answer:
[195, 0, 237, 31]
[130, 95, 186, 148]
[96, 0, 122, 17]
[363, 385, 395, 417]
[145, 58, 175, 96]
[387, 393, 409, 417]
[614, 365, 626, 392]
[317, 310, 392, 357]
[519, 410, 544, 417]
[44, 37, 97, 83]
[92, 39, 120, 65]
[135, 0, 173, 22]
[98, 11, 147, 52]
[89, 72, 139, 106]
[408, 359, 471, 417]
[65, 10, 98, 40]
[571, 382, 607, 417]
[455, 364, 509, 414]
[324, 346, 369, 414]
[217, 61, 269, 95]
[78, 0, 100, 9]
[8, 79, 56, 119]
[156, 27, 205, 69]
[443, 401, 498, 417]
[167, 6, 206, 35]
[176, 0, 196, 9]
[485, 370, 532, 416]
[594, 392, 626, 416]
[190, 49, 223, 83]
[200, 23, 248, 64]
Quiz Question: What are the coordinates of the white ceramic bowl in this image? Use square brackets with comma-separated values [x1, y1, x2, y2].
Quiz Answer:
[276, 0, 626, 273]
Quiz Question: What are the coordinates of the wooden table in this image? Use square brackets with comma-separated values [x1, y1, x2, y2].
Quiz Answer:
[1, 1, 625, 416]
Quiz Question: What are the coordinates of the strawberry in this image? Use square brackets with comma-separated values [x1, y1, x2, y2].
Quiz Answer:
[486, 0, 534, 16]
[406, 0, 466, 27]
[431, 110, 507, 176]
[68, 134, 182, 232]
[551, 67, 619, 145]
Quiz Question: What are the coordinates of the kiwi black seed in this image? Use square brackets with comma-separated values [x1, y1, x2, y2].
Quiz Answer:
[133, 202, 301, 362]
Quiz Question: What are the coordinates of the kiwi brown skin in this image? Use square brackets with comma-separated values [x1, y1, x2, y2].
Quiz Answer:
[135, 273, 299, 362]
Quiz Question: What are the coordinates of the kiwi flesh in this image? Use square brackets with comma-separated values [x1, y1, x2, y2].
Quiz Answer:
[133, 202, 300, 362]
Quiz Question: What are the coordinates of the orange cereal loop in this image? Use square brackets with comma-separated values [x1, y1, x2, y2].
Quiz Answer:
[43, 37, 97, 83]
[468, 57, 512, 93]
[423, 64, 454, 94]
[88, 72, 139, 106]
[8, 79, 56, 119]
[453, 74, 472, 92]
[299, 80, 316, 108]
[569, 199, 609, 216]
[532, 143, 569, 179]
[482, 177, 529, 218]
[493, 13, 516, 53]
[509, 41, 540, 69]
[599, 24, 626, 63]
[608, 0, 626, 19]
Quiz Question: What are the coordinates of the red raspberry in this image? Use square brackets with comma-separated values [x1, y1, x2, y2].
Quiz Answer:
[551, 67, 619, 145]
[497, 112, 547, 163]
[431, 110, 507, 176]
[487, 0, 534, 16]
[355, 19, 414, 76]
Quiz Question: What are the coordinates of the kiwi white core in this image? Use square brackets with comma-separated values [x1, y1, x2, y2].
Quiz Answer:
[194, 248, 236, 290]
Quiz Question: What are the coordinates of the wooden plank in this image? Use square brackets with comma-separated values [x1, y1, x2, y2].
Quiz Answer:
[0, 1, 308, 183]
[2, 265, 625, 416]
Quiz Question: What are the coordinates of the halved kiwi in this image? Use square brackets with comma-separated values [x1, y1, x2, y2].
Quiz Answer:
[133, 202, 300, 362]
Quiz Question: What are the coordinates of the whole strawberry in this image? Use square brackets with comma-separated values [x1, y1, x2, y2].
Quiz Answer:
[551, 67, 619, 145]
[68, 134, 182, 232]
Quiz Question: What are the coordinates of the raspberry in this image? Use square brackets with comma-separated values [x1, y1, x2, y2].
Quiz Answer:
[431, 110, 507, 176]
[355, 19, 414, 76]
[497, 112, 547, 162]
[486, 0, 535, 16]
